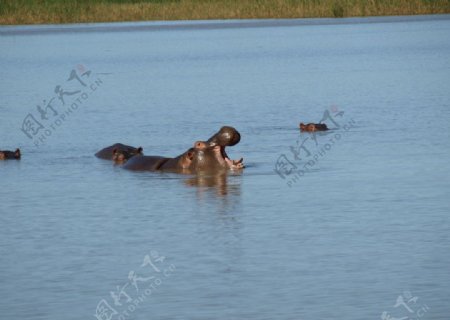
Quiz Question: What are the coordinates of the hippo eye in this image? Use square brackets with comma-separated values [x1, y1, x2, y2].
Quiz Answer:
[194, 141, 207, 150]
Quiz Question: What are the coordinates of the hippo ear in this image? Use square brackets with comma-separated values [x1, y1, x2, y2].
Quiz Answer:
[112, 148, 118, 155]
[15, 148, 21, 158]
[137, 147, 143, 154]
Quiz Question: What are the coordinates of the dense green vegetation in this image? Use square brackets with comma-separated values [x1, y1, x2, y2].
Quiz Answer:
[1, 0, 449, 25]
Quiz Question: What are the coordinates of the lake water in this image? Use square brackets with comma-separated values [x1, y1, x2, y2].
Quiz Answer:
[1, 15, 449, 320]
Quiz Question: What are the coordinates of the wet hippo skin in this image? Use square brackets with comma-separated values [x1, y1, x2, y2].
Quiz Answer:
[95, 143, 143, 160]
[123, 126, 244, 174]
[112, 147, 143, 164]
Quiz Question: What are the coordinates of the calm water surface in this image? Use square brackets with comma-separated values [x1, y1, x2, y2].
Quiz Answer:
[1, 16, 449, 320]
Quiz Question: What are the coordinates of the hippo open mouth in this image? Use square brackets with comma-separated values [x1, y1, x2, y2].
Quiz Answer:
[211, 143, 244, 170]
[205, 126, 244, 170]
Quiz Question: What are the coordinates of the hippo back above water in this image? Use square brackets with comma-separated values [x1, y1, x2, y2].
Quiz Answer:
[95, 143, 143, 161]
[112, 147, 143, 164]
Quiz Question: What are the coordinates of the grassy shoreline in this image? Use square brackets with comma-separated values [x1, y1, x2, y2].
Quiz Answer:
[1, 0, 449, 25]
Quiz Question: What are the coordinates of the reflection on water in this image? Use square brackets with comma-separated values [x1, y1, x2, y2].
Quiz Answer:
[184, 172, 242, 197]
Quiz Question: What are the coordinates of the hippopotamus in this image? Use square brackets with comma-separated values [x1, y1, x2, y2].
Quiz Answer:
[112, 147, 143, 164]
[0, 148, 21, 160]
[122, 126, 244, 174]
[95, 143, 143, 161]
[299, 123, 329, 132]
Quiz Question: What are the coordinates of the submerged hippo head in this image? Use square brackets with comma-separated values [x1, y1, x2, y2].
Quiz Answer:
[299, 123, 315, 132]
[112, 147, 143, 164]
[0, 148, 21, 160]
[315, 123, 329, 131]
[299, 123, 329, 132]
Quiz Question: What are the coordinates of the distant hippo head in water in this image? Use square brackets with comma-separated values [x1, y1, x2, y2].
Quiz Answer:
[299, 123, 329, 132]
[0, 148, 21, 160]
[122, 126, 243, 173]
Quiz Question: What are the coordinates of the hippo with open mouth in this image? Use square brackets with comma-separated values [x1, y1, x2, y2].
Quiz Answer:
[122, 126, 244, 173]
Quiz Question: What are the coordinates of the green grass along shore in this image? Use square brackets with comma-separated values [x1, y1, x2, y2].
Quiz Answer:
[1, 0, 449, 25]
